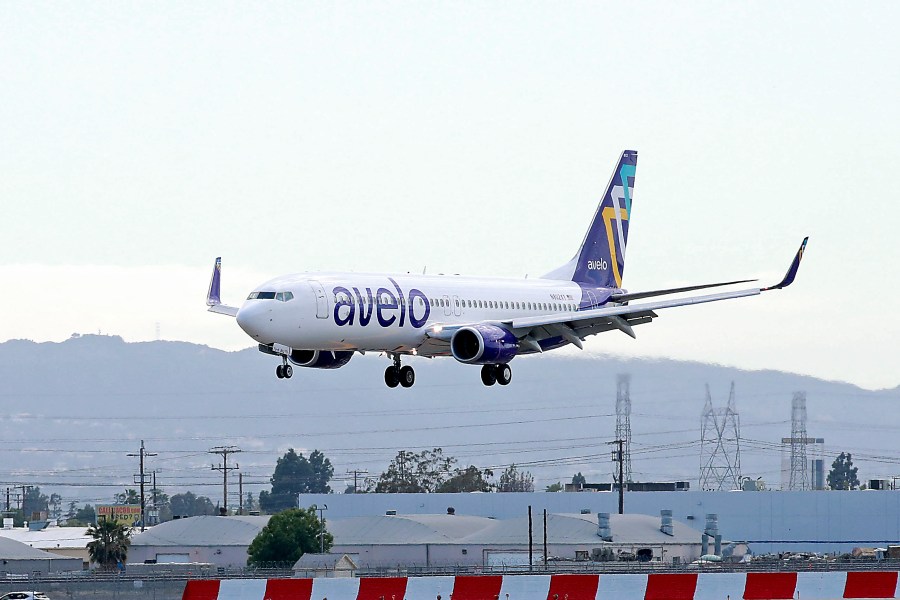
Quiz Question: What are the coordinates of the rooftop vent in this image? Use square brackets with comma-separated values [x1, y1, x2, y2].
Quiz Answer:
[660, 509, 674, 536]
[597, 512, 612, 541]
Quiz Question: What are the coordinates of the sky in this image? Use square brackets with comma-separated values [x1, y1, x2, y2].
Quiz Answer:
[1, 2, 898, 390]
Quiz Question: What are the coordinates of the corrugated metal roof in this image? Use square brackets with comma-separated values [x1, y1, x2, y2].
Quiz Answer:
[0, 525, 91, 550]
[329, 513, 702, 546]
[461, 513, 701, 545]
[0, 535, 73, 560]
[130, 515, 270, 547]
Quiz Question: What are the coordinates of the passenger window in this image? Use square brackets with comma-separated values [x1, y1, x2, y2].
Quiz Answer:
[455, 299, 459, 307]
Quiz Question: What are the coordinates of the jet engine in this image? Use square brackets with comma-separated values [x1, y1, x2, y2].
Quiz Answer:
[450, 324, 518, 365]
[289, 349, 353, 369]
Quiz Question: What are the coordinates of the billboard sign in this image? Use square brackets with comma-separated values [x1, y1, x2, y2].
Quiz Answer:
[96, 504, 141, 526]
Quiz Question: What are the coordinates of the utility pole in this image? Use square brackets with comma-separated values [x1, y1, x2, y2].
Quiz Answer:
[128, 440, 157, 532]
[210, 446, 241, 515]
[609, 439, 625, 514]
[346, 469, 369, 494]
[313, 504, 328, 553]
[238, 473, 243, 516]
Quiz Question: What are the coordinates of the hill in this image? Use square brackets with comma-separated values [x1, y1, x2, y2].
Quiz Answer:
[0, 335, 896, 504]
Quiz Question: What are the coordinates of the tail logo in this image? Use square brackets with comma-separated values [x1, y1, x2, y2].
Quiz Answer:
[602, 206, 629, 288]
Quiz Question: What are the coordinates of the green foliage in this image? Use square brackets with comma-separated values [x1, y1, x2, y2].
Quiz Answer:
[115, 488, 140, 505]
[86, 519, 131, 569]
[572, 472, 587, 486]
[827, 452, 860, 490]
[498, 464, 534, 492]
[259, 449, 334, 513]
[247, 507, 331, 567]
[545, 482, 564, 492]
[72, 504, 96, 525]
[169, 492, 216, 517]
[375, 448, 456, 493]
[245, 492, 256, 513]
[436, 465, 494, 493]
[23, 486, 50, 518]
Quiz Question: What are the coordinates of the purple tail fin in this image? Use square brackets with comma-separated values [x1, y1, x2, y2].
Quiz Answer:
[542, 150, 637, 288]
[206, 257, 222, 306]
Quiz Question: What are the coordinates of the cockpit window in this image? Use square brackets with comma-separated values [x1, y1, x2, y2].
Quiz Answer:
[247, 291, 277, 300]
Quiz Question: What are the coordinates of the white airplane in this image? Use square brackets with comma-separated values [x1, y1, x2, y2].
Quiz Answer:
[207, 150, 807, 388]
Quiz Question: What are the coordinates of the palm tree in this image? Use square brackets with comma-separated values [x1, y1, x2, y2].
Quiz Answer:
[86, 520, 131, 570]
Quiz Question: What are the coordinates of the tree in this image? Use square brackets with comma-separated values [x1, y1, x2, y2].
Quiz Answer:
[73, 504, 96, 525]
[115, 488, 140, 505]
[827, 452, 860, 490]
[259, 449, 334, 513]
[169, 492, 216, 517]
[375, 448, 456, 493]
[436, 466, 494, 493]
[86, 520, 131, 570]
[23, 486, 50, 518]
[49, 493, 63, 521]
[572, 472, 587, 486]
[545, 482, 563, 492]
[247, 507, 332, 567]
[245, 492, 256, 513]
[498, 464, 534, 492]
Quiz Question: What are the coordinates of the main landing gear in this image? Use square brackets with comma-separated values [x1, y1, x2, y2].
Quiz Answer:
[275, 357, 293, 379]
[384, 355, 415, 388]
[481, 364, 512, 386]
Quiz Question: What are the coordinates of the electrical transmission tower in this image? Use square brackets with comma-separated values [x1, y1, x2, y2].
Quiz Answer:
[615, 374, 633, 484]
[699, 382, 742, 491]
[788, 392, 810, 490]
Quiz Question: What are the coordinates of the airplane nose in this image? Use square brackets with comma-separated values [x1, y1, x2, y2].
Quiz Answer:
[236, 302, 270, 341]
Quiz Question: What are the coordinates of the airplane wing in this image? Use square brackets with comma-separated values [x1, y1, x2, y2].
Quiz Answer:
[506, 237, 808, 347]
[206, 257, 240, 318]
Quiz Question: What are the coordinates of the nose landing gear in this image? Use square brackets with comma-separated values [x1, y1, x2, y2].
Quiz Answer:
[384, 355, 415, 388]
[276, 357, 293, 379]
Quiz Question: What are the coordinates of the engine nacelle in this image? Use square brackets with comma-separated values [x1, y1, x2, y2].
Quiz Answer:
[289, 349, 353, 369]
[450, 324, 518, 365]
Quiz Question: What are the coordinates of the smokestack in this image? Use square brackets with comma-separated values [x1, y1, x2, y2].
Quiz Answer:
[660, 510, 674, 536]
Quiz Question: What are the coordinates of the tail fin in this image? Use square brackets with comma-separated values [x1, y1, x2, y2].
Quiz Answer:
[542, 150, 637, 288]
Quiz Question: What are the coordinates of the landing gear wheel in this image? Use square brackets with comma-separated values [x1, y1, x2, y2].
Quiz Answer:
[399, 365, 415, 388]
[283, 364, 293, 379]
[276, 364, 285, 379]
[384, 366, 400, 388]
[496, 364, 512, 386]
[481, 365, 497, 386]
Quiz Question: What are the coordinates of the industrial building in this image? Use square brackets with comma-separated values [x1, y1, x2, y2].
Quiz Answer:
[328, 511, 706, 568]
[0, 536, 82, 576]
[0, 521, 91, 567]
[129, 515, 270, 568]
[300, 489, 900, 554]
[127, 510, 708, 569]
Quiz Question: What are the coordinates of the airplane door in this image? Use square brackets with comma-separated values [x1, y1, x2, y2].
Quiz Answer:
[309, 280, 329, 319]
[452, 295, 462, 317]
[442, 295, 451, 317]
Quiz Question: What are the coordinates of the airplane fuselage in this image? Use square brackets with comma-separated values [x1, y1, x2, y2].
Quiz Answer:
[236, 272, 620, 357]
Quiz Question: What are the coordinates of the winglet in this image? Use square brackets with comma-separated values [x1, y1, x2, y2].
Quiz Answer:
[206, 257, 223, 306]
[762, 237, 808, 291]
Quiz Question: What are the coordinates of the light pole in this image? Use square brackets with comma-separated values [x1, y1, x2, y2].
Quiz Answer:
[312, 504, 328, 553]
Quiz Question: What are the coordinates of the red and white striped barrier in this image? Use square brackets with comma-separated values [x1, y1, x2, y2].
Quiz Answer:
[182, 572, 900, 600]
